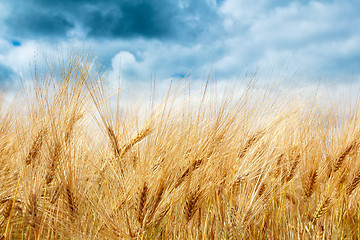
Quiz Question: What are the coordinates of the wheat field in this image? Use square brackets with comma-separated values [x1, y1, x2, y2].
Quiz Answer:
[0, 54, 360, 239]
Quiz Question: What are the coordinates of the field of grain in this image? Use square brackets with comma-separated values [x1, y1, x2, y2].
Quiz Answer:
[1, 54, 360, 239]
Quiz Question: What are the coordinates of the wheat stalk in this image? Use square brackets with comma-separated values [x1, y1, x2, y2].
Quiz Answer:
[184, 187, 202, 222]
[25, 192, 38, 229]
[45, 141, 61, 184]
[311, 195, 332, 222]
[238, 130, 265, 159]
[25, 127, 47, 165]
[137, 182, 148, 227]
[119, 127, 152, 159]
[304, 169, 318, 198]
[346, 171, 360, 196]
[175, 158, 203, 188]
[333, 144, 354, 173]
[106, 126, 121, 158]
[284, 154, 300, 182]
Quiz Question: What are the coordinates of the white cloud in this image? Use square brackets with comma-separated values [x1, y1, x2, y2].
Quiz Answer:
[214, 0, 360, 82]
[220, 0, 267, 29]
[0, 41, 39, 74]
[0, 39, 11, 53]
[111, 51, 136, 70]
[108, 50, 138, 83]
[104, 40, 213, 86]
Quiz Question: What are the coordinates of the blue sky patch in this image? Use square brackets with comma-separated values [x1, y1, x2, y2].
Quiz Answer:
[172, 73, 189, 79]
[11, 40, 21, 46]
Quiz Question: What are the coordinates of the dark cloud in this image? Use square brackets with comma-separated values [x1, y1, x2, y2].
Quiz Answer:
[4, 0, 219, 40]
[84, 1, 171, 38]
[5, 1, 74, 38]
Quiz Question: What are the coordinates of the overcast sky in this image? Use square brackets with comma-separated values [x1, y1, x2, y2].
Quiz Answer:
[0, 0, 359, 89]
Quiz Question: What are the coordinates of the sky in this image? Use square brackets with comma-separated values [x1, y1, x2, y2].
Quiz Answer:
[0, 0, 359, 93]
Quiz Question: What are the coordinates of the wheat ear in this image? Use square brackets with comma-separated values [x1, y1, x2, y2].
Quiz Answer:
[312, 195, 332, 222]
[119, 127, 152, 159]
[184, 187, 201, 222]
[284, 154, 300, 182]
[304, 169, 318, 198]
[25, 127, 46, 165]
[137, 182, 148, 227]
[333, 144, 353, 173]
[346, 171, 360, 196]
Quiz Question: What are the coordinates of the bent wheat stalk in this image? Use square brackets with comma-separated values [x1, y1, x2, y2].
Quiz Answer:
[119, 127, 152, 159]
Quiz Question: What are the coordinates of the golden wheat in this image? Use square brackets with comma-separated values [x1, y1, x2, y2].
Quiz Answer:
[0, 54, 360, 239]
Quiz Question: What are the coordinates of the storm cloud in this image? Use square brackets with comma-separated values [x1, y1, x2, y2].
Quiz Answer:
[0, 0, 359, 88]
[4, 0, 219, 40]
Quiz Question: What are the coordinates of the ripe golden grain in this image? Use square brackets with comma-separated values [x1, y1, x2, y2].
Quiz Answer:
[1, 53, 360, 239]
[304, 169, 318, 198]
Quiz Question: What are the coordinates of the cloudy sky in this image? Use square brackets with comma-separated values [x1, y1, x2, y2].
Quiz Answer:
[0, 0, 359, 90]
